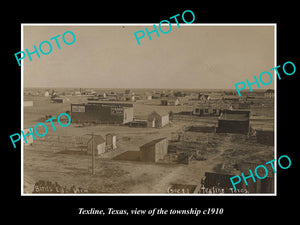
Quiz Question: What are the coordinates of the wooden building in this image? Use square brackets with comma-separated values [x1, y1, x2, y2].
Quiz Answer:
[140, 138, 168, 162]
[161, 98, 179, 106]
[216, 110, 250, 134]
[71, 102, 134, 124]
[147, 111, 169, 128]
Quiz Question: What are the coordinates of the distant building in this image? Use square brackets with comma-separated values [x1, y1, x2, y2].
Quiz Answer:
[264, 89, 274, 99]
[216, 110, 250, 134]
[71, 102, 134, 124]
[190, 92, 199, 100]
[106, 93, 118, 101]
[152, 93, 161, 99]
[147, 110, 169, 128]
[51, 98, 64, 103]
[223, 96, 240, 102]
[88, 96, 100, 101]
[75, 91, 81, 96]
[87, 135, 106, 155]
[161, 98, 179, 106]
[198, 94, 209, 102]
[193, 103, 231, 116]
[144, 92, 152, 100]
[125, 89, 132, 95]
[140, 137, 168, 162]
[193, 103, 221, 116]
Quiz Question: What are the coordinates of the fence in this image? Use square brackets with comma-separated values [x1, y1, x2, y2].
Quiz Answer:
[31, 135, 89, 152]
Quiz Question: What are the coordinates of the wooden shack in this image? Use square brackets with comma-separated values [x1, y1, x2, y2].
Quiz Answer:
[140, 138, 168, 162]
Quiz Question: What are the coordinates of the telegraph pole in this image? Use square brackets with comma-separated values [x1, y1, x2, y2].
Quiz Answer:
[87, 133, 95, 175]
[92, 133, 95, 175]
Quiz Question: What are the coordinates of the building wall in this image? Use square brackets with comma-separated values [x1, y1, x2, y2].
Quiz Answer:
[154, 139, 168, 162]
[161, 115, 169, 127]
[123, 107, 134, 124]
[71, 104, 133, 124]
[140, 139, 168, 162]
[140, 145, 156, 162]
[193, 107, 220, 116]
[87, 142, 106, 155]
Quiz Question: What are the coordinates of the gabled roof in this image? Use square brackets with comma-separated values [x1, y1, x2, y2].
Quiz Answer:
[149, 109, 169, 117]
[140, 137, 167, 148]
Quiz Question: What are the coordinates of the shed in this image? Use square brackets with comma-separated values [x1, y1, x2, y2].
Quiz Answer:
[140, 137, 168, 162]
[147, 110, 169, 128]
[87, 135, 106, 155]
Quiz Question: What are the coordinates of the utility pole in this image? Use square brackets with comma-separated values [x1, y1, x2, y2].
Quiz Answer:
[87, 133, 95, 175]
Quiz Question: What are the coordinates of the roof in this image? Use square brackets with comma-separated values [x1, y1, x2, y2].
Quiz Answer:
[219, 110, 250, 121]
[149, 109, 169, 117]
[87, 135, 105, 144]
[265, 89, 274, 93]
[140, 137, 167, 149]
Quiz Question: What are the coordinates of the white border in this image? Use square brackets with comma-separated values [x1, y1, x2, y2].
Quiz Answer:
[21, 23, 277, 196]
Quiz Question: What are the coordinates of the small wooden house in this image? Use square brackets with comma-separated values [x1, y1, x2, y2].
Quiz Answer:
[140, 137, 168, 162]
[147, 111, 169, 128]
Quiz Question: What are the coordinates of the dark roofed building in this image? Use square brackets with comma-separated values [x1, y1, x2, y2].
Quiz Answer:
[216, 110, 250, 134]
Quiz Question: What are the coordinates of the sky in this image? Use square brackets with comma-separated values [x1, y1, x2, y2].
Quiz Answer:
[23, 24, 275, 89]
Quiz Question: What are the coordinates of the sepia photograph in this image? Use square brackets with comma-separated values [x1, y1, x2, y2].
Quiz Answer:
[21, 24, 276, 195]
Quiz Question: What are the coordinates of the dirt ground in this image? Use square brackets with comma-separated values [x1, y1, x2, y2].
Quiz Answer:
[23, 94, 275, 194]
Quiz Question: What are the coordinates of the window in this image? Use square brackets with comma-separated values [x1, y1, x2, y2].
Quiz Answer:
[204, 109, 208, 113]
